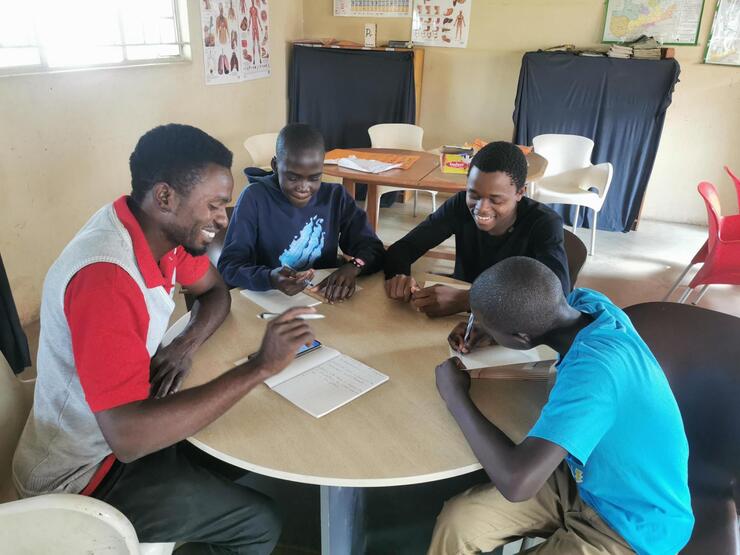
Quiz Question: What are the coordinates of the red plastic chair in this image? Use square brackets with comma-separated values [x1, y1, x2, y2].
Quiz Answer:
[664, 170, 740, 303]
[670, 182, 740, 304]
[724, 165, 740, 207]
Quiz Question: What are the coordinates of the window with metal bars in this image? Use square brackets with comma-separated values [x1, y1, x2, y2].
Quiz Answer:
[0, 0, 190, 76]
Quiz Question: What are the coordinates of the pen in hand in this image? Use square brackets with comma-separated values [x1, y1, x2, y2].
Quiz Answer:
[462, 312, 475, 349]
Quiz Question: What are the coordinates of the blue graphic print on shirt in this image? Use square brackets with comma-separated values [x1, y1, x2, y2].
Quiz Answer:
[279, 215, 325, 270]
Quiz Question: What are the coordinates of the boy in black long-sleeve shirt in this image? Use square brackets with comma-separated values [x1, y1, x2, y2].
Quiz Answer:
[219, 124, 384, 303]
[384, 141, 569, 317]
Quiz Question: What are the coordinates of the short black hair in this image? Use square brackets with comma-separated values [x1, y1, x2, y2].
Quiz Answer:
[276, 123, 325, 162]
[470, 141, 527, 191]
[470, 257, 564, 338]
[129, 124, 233, 203]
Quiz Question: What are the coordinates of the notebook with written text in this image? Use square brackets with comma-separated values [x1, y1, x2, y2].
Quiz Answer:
[236, 345, 388, 418]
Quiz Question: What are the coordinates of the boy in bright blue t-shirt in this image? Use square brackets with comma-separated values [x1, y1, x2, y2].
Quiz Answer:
[430, 257, 693, 555]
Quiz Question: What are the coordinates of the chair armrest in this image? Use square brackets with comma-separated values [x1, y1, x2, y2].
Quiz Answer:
[535, 163, 613, 197]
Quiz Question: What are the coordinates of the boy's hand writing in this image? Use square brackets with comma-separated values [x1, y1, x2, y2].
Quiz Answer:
[269, 266, 314, 296]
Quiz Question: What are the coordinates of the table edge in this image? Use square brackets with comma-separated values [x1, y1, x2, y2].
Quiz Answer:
[188, 437, 483, 487]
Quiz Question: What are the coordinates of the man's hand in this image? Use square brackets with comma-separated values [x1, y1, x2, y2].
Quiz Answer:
[252, 306, 316, 378]
[384, 274, 420, 302]
[448, 321, 496, 354]
[435, 357, 471, 405]
[315, 263, 360, 303]
[269, 266, 315, 296]
[411, 285, 470, 317]
[150, 336, 197, 398]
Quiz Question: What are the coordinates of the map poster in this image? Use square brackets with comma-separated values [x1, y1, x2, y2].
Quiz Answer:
[411, 0, 472, 48]
[334, 0, 412, 17]
[704, 0, 740, 65]
[602, 0, 705, 45]
[201, 0, 271, 85]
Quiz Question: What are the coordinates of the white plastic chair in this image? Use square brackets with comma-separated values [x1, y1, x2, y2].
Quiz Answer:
[533, 163, 613, 255]
[532, 134, 594, 178]
[530, 134, 608, 255]
[0, 353, 175, 555]
[243, 132, 279, 171]
[368, 124, 437, 217]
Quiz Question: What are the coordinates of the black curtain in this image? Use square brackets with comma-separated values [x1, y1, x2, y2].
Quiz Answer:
[288, 45, 416, 150]
[513, 52, 680, 232]
[1, 253, 31, 374]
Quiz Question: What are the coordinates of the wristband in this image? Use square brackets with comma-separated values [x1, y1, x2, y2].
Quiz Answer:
[349, 257, 365, 270]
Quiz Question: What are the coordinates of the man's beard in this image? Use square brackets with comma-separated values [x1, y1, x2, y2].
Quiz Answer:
[165, 224, 208, 257]
[182, 243, 208, 257]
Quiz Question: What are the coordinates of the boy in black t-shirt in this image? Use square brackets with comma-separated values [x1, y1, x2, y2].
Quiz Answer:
[384, 141, 569, 318]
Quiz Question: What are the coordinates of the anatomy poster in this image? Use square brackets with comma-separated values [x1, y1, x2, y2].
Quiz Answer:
[201, 0, 271, 85]
[411, 0, 471, 48]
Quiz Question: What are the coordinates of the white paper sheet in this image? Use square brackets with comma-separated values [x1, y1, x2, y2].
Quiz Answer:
[451, 344, 558, 370]
[263, 346, 341, 388]
[239, 289, 321, 313]
[338, 157, 402, 174]
[272, 354, 389, 418]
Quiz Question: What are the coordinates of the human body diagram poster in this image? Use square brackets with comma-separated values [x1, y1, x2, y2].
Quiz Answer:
[411, 0, 471, 48]
[201, 0, 271, 85]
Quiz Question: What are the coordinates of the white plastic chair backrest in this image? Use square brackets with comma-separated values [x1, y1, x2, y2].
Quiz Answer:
[368, 124, 424, 151]
[243, 132, 279, 170]
[0, 353, 34, 500]
[533, 134, 594, 177]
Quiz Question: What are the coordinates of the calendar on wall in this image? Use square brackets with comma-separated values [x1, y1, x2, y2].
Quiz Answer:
[334, 0, 412, 17]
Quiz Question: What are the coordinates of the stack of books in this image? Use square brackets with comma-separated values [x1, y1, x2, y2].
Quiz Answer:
[607, 44, 633, 58]
[631, 36, 662, 60]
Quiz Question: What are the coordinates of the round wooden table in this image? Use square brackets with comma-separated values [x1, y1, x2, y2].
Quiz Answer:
[181, 273, 549, 553]
[322, 148, 548, 231]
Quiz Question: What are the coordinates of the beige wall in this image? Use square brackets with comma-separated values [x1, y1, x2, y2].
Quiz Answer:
[303, 0, 740, 224]
[0, 0, 303, 325]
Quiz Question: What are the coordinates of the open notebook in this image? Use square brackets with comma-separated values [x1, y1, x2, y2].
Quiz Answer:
[236, 346, 388, 418]
[450, 344, 558, 381]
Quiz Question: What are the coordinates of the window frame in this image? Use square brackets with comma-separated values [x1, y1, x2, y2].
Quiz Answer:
[0, 0, 191, 78]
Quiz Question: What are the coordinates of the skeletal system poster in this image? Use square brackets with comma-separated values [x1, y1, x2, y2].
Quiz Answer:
[201, 0, 271, 85]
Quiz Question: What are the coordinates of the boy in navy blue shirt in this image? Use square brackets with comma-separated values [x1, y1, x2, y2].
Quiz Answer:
[218, 124, 384, 302]
[430, 257, 693, 555]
